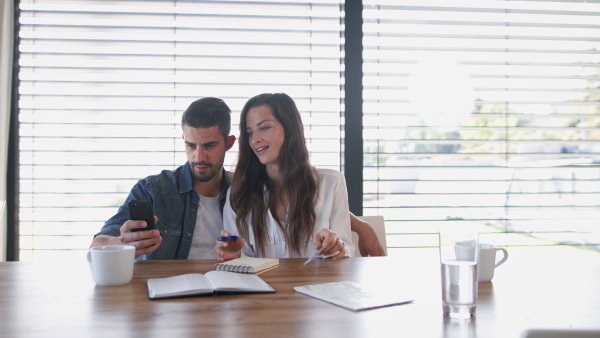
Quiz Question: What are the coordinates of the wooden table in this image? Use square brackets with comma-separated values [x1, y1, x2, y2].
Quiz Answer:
[1, 246, 599, 337]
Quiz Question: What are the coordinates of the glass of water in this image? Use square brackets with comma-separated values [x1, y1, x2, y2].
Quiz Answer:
[439, 227, 479, 319]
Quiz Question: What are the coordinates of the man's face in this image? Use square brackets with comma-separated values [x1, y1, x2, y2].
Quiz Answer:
[182, 125, 234, 183]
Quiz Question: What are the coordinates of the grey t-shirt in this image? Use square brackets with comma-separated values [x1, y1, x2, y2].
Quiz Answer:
[188, 195, 223, 259]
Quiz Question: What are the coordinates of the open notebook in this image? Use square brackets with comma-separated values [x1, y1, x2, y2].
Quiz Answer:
[147, 271, 275, 300]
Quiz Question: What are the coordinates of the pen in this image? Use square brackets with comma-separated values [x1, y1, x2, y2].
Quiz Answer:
[218, 236, 239, 241]
[304, 247, 325, 265]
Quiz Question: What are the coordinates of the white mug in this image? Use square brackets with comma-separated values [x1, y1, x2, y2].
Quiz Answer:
[454, 239, 478, 261]
[87, 245, 135, 286]
[478, 244, 508, 283]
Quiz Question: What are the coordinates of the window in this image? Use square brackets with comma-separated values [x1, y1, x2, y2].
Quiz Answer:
[15, 0, 600, 261]
[363, 0, 600, 252]
[17, 0, 343, 261]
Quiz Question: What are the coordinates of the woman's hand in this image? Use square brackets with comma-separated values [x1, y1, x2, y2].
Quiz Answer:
[313, 228, 346, 261]
[215, 230, 245, 262]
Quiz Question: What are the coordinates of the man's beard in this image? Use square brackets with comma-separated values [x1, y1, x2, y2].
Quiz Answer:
[190, 161, 221, 182]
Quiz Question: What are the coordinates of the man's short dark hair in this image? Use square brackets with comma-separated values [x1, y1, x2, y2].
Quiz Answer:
[181, 97, 231, 140]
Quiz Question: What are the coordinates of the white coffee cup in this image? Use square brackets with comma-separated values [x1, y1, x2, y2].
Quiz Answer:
[455, 241, 508, 282]
[454, 239, 477, 261]
[478, 244, 508, 283]
[87, 245, 135, 286]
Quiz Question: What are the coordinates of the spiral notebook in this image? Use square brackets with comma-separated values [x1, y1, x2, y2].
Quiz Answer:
[214, 257, 279, 274]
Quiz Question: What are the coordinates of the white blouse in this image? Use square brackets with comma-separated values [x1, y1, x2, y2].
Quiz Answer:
[223, 168, 355, 258]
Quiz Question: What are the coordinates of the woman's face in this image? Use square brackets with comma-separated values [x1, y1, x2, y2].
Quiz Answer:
[245, 104, 285, 168]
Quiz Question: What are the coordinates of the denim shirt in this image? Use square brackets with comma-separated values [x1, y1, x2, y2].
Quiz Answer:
[95, 162, 231, 260]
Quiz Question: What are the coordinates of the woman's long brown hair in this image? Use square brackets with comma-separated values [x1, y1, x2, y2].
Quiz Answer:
[230, 93, 317, 257]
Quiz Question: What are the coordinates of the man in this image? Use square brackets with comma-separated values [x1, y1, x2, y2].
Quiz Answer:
[91, 97, 384, 259]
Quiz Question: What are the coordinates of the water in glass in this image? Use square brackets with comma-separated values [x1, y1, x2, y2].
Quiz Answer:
[441, 259, 477, 319]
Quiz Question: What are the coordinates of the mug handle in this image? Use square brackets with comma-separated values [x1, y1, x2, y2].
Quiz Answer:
[495, 247, 508, 268]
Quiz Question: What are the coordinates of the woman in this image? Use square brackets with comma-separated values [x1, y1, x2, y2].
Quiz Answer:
[216, 93, 354, 261]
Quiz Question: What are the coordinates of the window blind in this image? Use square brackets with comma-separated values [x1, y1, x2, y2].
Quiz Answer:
[363, 0, 600, 253]
[17, 0, 343, 261]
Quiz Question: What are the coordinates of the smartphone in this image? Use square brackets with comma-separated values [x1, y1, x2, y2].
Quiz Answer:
[128, 200, 156, 232]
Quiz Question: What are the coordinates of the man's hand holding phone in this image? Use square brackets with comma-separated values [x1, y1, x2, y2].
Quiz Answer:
[118, 200, 162, 257]
[90, 201, 162, 257]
